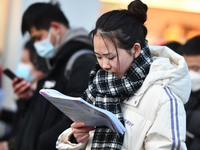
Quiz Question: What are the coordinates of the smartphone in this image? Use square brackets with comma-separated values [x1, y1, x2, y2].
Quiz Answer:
[3, 68, 23, 84]
[3, 68, 29, 89]
[3, 68, 18, 80]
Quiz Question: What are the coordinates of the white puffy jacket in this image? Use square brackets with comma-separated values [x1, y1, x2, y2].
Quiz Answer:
[56, 46, 191, 150]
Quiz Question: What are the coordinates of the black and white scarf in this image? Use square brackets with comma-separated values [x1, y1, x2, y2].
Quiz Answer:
[83, 42, 152, 150]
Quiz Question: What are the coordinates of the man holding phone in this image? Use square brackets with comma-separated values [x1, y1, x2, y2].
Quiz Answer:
[10, 2, 96, 150]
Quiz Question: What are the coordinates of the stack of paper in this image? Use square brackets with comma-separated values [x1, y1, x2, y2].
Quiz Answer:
[39, 89, 125, 135]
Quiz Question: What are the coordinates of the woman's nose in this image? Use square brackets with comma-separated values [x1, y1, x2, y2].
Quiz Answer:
[102, 59, 111, 70]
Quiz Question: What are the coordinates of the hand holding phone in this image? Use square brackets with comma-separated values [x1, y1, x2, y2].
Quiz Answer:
[3, 68, 33, 99]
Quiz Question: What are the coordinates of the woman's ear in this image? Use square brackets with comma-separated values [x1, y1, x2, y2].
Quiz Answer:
[132, 43, 141, 58]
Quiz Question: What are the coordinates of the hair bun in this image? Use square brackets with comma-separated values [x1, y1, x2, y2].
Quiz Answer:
[128, 0, 148, 24]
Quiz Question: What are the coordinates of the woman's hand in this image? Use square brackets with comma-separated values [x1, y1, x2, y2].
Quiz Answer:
[12, 77, 34, 99]
[71, 122, 96, 143]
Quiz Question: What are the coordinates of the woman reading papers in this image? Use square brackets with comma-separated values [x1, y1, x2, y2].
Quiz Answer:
[56, 0, 191, 149]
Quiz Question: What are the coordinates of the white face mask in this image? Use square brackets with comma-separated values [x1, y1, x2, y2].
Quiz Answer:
[189, 70, 200, 92]
[34, 28, 59, 58]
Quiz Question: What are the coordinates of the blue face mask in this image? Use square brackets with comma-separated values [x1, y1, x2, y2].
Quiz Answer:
[16, 63, 34, 83]
[34, 28, 59, 58]
[34, 38, 55, 58]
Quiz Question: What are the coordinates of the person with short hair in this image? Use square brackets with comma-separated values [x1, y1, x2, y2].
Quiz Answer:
[11, 2, 96, 150]
[181, 35, 200, 150]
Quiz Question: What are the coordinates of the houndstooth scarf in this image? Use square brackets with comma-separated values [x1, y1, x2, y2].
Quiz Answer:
[83, 42, 152, 150]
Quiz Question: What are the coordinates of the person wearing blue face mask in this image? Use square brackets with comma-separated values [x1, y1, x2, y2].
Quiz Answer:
[16, 39, 47, 88]
[0, 39, 48, 150]
[34, 28, 60, 59]
[11, 2, 96, 150]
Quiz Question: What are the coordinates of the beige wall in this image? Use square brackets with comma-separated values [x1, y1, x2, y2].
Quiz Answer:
[146, 8, 200, 45]
[100, 1, 200, 45]
[0, 1, 10, 54]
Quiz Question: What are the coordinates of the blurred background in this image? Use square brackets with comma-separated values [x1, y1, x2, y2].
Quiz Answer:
[0, 0, 200, 135]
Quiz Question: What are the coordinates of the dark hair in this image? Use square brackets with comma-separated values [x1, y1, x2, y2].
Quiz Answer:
[181, 35, 200, 55]
[163, 41, 182, 55]
[24, 39, 48, 73]
[21, 2, 69, 35]
[90, 0, 148, 50]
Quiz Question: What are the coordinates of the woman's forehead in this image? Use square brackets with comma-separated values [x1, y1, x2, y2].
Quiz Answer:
[94, 35, 116, 49]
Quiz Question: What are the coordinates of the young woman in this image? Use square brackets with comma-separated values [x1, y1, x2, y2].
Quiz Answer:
[56, 0, 191, 149]
[16, 39, 48, 89]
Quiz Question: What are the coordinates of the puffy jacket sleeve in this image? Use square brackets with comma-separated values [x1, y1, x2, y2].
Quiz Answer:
[56, 128, 87, 150]
[144, 88, 187, 150]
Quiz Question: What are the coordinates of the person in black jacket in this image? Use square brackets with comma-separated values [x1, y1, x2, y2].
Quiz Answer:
[11, 2, 96, 150]
[181, 35, 200, 150]
[0, 39, 48, 149]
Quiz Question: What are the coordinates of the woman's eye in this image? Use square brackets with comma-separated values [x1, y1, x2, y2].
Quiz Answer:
[109, 56, 115, 60]
[96, 56, 101, 60]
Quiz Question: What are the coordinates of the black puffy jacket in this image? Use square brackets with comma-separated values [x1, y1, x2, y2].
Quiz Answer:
[14, 39, 96, 150]
[185, 91, 200, 150]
